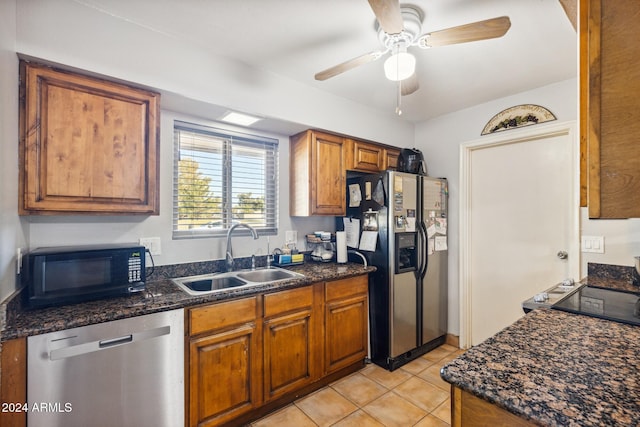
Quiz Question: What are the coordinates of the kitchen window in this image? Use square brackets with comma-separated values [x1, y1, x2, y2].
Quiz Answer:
[173, 121, 278, 238]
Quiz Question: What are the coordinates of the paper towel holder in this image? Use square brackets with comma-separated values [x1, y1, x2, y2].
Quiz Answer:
[336, 231, 348, 263]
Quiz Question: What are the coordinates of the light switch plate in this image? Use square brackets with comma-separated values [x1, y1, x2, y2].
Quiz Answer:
[581, 235, 604, 253]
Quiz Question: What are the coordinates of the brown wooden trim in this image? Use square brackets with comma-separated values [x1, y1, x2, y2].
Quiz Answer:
[579, 0, 588, 207]
[445, 334, 460, 349]
[0, 338, 27, 427]
[587, 0, 602, 217]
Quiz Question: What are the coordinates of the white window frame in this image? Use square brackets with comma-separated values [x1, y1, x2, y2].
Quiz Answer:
[173, 120, 278, 238]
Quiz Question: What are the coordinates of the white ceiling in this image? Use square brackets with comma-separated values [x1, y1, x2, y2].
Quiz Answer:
[77, 0, 578, 123]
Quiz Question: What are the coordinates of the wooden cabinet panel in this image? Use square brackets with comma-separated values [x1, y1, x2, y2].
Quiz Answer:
[263, 286, 318, 401]
[264, 309, 314, 400]
[19, 60, 160, 215]
[384, 148, 400, 170]
[452, 387, 536, 427]
[189, 323, 262, 427]
[326, 275, 368, 301]
[290, 130, 346, 216]
[263, 286, 313, 317]
[585, 0, 640, 217]
[348, 139, 385, 172]
[325, 276, 369, 373]
[0, 338, 27, 427]
[188, 297, 261, 427]
[190, 297, 257, 336]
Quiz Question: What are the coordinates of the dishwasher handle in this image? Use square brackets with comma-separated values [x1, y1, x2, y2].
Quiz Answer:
[49, 325, 171, 361]
[99, 334, 133, 348]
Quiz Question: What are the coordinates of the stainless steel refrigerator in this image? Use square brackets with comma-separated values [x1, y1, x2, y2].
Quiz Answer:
[339, 171, 448, 371]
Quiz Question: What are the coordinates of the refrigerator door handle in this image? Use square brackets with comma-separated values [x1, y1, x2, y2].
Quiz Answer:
[417, 220, 429, 280]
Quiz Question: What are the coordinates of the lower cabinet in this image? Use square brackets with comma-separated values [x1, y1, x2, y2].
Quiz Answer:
[451, 386, 537, 427]
[263, 286, 320, 401]
[325, 275, 369, 373]
[188, 297, 262, 427]
[186, 275, 369, 427]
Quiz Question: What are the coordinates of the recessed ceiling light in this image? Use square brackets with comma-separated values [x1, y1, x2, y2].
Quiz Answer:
[220, 111, 262, 126]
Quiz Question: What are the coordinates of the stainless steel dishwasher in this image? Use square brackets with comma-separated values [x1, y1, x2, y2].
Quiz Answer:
[27, 309, 184, 427]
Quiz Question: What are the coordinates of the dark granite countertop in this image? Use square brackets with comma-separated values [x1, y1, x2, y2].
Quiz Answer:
[441, 309, 640, 426]
[1, 261, 375, 341]
[441, 263, 640, 427]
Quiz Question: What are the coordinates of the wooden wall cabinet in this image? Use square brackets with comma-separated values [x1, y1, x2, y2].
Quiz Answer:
[324, 275, 369, 374]
[346, 139, 400, 172]
[290, 129, 401, 216]
[584, 0, 640, 218]
[290, 130, 346, 216]
[19, 60, 160, 215]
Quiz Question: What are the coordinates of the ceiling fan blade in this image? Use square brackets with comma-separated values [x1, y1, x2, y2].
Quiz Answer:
[314, 50, 384, 81]
[558, 0, 577, 31]
[401, 73, 419, 96]
[418, 16, 511, 48]
[367, 0, 404, 34]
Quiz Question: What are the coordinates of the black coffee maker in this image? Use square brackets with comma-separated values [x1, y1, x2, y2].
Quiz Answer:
[398, 148, 426, 175]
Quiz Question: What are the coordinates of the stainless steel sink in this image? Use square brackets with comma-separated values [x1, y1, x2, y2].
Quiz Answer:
[237, 268, 299, 282]
[172, 267, 304, 296]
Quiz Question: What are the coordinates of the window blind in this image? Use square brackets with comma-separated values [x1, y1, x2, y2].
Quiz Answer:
[173, 121, 278, 238]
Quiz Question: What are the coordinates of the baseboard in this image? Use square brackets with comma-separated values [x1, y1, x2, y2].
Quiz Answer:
[446, 333, 460, 349]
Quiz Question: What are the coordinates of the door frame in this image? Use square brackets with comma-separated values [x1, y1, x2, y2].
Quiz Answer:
[458, 120, 580, 348]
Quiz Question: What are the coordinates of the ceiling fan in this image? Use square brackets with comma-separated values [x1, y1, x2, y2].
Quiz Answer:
[314, 0, 512, 99]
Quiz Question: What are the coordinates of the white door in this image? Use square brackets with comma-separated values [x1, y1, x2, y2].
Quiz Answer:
[460, 121, 579, 347]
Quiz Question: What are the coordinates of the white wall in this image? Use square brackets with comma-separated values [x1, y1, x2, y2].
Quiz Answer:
[0, 0, 28, 303]
[415, 78, 580, 336]
[580, 209, 640, 272]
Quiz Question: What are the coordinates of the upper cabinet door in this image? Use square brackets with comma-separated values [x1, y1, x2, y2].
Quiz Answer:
[19, 60, 160, 215]
[347, 139, 385, 172]
[290, 130, 346, 216]
[585, 0, 640, 218]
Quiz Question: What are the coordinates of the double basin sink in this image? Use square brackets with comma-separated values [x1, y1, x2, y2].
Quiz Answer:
[172, 267, 305, 296]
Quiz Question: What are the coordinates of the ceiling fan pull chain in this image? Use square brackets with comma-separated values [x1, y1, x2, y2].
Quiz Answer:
[395, 44, 402, 116]
[396, 79, 402, 116]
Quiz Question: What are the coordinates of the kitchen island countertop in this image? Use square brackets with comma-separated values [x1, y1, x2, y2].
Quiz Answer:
[1, 262, 375, 341]
[441, 308, 640, 426]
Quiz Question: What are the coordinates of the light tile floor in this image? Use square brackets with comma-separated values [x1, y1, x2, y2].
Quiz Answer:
[251, 344, 464, 427]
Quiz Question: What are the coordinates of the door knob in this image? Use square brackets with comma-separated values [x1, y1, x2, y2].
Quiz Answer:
[557, 251, 568, 259]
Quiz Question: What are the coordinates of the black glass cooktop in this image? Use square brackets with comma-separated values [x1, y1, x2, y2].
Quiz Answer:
[553, 286, 640, 326]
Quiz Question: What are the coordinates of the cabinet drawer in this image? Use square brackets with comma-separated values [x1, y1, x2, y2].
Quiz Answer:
[264, 286, 313, 318]
[190, 297, 258, 335]
[326, 275, 368, 301]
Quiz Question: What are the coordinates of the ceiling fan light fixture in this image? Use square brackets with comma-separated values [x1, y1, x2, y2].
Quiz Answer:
[383, 51, 416, 81]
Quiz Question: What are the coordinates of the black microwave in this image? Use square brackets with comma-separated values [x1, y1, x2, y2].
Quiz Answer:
[23, 243, 146, 308]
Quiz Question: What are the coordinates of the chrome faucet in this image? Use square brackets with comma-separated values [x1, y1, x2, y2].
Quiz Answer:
[226, 223, 259, 272]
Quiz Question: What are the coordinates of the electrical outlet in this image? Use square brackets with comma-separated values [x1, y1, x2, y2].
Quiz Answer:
[285, 230, 297, 245]
[139, 237, 162, 256]
[581, 235, 604, 254]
